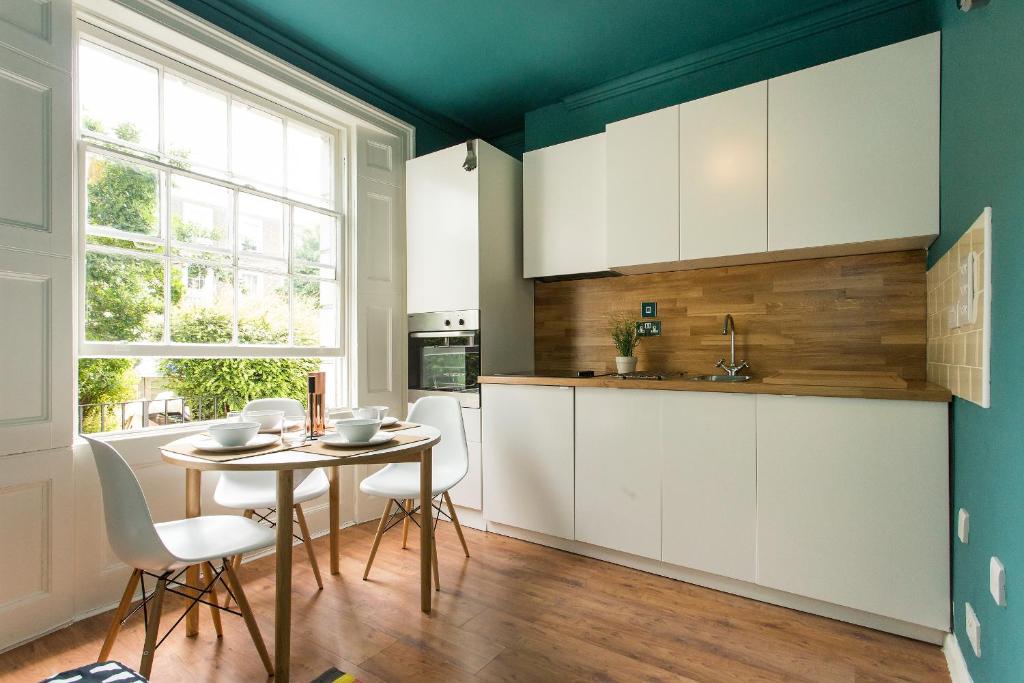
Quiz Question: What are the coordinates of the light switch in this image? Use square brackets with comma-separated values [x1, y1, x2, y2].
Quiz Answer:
[958, 508, 970, 544]
[966, 602, 981, 657]
[990, 557, 1006, 607]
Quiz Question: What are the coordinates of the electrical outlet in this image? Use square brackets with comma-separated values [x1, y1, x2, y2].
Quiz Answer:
[958, 508, 970, 544]
[991, 557, 1006, 607]
[636, 320, 661, 337]
[966, 602, 981, 657]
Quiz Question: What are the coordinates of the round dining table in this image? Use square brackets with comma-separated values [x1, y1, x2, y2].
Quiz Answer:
[160, 424, 441, 682]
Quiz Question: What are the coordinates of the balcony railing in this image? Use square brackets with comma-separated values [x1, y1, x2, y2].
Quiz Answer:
[77, 396, 226, 434]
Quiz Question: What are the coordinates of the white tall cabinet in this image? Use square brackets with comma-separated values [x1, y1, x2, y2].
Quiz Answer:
[768, 33, 939, 251]
[482, 384, 575, 539]
[523, 133, 607, 277]
[0, 0, 75, 650]
[606, 106, 679, 269]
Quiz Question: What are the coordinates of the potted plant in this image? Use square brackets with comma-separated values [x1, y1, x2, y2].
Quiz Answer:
[608, 312, 641, 375]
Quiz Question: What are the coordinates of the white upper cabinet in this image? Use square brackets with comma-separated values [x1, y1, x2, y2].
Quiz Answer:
[406, 144, 479, 313]
[679, 82, 767, 260]
[523, 133, 606, 277]
[606, 105, 679, 268]
[768, 33, 939, 252]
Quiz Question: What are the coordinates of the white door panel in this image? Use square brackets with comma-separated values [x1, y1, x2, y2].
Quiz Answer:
[0, 46, 72, 257]
[0, 0, 71, 72]
[0, 447, 74, 651]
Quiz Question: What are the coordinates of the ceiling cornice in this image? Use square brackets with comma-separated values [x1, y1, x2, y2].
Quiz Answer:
[561, 0, 925, 111]
[180, 0, 479, 141]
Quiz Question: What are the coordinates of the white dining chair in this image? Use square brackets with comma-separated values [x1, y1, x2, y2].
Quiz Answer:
[84, 436, 274, 679]
[213, 398, 328, 593]
[360, 396, 471, 588]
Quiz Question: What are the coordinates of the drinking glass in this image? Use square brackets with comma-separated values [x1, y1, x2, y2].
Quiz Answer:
[226, 411, 242, 423]
[282, 415, 306, 447]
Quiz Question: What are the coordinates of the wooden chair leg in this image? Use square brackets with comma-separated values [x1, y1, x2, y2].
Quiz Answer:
[443, 491, 470, 558]
[203, 563, 224, 637]
[431, 529, 440, 591]
[363, 499, 394, 580]
[223, 560, 273, 676]
[98, 569, 141, 662]
[222, 509, 254, 610]
[401, 498, 413, 549]
[139, 575, 167, 679]
[294, 504, 323, 590]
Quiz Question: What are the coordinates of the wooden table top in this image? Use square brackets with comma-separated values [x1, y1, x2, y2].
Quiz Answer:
[160, 425, 441, 471]
[479, 374, 951, 403]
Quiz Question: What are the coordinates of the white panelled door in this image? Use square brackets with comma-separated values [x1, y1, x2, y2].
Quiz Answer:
[354, 125, 407, 522]
[0, 0, 74, 651]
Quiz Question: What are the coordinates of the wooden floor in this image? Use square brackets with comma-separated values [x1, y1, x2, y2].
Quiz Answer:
[1, 520, 949, 682]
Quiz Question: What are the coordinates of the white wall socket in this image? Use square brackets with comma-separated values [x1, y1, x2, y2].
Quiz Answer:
[991, 556, 1006, 607]
[957, 508, 970, 543]
[966, 602, 981, 657]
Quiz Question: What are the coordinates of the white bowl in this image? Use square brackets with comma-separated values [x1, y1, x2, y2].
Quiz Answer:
[209, 421, 260, 447]
[353, 405, 389, 420]
[333, 418, 382, 443]
[242, 409, 285, 432]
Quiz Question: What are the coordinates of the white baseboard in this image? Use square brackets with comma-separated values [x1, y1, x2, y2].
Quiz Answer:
[449, 505, 486, 531]
[944, 633, 974, 683]
[485, 521, 948, 645]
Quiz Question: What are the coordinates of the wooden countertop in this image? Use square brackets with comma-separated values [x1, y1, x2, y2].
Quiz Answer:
[478, 374, 951, 403]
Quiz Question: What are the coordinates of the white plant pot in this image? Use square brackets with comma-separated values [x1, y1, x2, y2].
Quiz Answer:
[615, 356, 637, 374]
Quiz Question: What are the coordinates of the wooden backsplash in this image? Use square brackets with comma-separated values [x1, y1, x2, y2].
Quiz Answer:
[534, 251, 927, 380]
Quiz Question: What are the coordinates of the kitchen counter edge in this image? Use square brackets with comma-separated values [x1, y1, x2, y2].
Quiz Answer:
[478, 375, 952, 403]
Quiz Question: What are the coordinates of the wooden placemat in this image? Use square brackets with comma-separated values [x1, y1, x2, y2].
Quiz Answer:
[381, 421, 418, 432]
[161, 434, 292, 462]
[295, 433, 430, 459]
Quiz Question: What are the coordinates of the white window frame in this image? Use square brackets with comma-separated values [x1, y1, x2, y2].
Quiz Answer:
[76, 24, 345, 359]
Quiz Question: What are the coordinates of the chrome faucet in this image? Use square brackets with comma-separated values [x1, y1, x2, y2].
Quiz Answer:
[715, 314, 750, 377]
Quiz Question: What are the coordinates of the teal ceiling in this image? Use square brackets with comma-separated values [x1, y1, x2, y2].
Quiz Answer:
[188, 0, 847, 138]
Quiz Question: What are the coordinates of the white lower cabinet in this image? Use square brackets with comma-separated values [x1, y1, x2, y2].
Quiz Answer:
[448, 407, 482, 510]
[482, 384, 574, 539]
[574, 388, 662, 559]
[755, 395, 949, 629]
[661, 392, 756, 582]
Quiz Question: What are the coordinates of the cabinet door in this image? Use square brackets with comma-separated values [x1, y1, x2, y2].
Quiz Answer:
[574, 388, 661, 559]
[768, 33, 939, 251]
[406, 143, 479, 313]
[523, 133, 606, 277]
[606, 105, 679, 268]
[756, 395, 949, 630]
[448, 407, 481, 510]
[661, 392, 755, 581]
[482, 384, 574, 539]
[679, 82, 767, 260]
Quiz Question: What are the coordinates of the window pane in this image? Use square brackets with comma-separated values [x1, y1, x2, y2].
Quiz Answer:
[293, 279, 339, 347]
[287, 121, 333, 208]
[86, 154, 161, 239]
[165, 74, 228, 172]
[231, 101, 283, 192]
[292, 207, 336, 270]
[238, 193, 286, 272]
[170, 260, 234, 343]
[79, 41, 158, 150]
[85, 250, 164, 342]
[238, 271, 288, 343]
[170, 176, 232, 254]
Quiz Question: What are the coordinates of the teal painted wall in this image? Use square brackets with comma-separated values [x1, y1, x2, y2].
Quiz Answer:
[524, 2, 938, 152]
[932, 1, 1024, 680]
[167, 0, 475, 155]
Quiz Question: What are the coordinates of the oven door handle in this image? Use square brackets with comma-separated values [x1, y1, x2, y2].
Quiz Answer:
[409, 331, 478, 339]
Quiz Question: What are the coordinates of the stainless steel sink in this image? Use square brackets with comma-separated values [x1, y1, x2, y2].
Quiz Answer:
[689, 374, 752, 383]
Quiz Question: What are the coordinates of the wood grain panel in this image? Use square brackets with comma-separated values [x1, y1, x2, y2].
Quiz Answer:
[535, 251, 927, 380]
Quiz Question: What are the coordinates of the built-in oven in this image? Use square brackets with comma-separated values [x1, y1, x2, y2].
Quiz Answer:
[408, 310, 480, 408]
